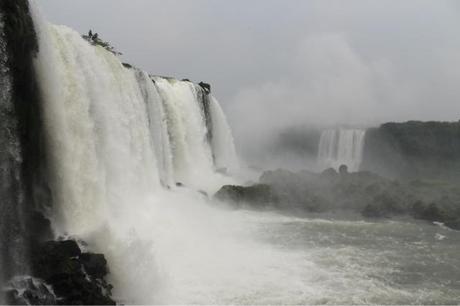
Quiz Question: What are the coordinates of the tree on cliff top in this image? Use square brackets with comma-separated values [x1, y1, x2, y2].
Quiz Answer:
[82, 30, 122, 56]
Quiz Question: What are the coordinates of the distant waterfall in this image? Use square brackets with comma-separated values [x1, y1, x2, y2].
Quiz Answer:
[317, 128, 366, 172]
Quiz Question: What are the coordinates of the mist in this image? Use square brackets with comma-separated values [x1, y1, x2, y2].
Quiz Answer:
[38, 0, 460, 168]
[2, 0, 460, 304]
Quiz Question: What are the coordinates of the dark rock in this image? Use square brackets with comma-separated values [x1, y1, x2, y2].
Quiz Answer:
[339, 164, 348, 175]
[445, 218, 460, 230]
[181, 78, 191, 82]
[176, 182, 184, 187]
[362, 203, 385, 218]
[122, 62, 132, 69]
[214, 184, 278, 207]
[5, 277, 57, 305]
[321, 167, 338, 178]
[30, 240, 115, 305]
[44, 240, 81, 258]
[362, 194, 405, 218]
[226, 168, 460, 229]
[198, 82, 211, 93]
[29, 211, 53, 243]
[0, 0, 54, 287]
[361, 121, 460, 181]
[80, 253, 108, 279]
[412, 202, 443, 221]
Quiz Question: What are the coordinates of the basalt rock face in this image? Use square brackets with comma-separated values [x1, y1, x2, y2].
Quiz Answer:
[0, 0, 52, 295]
[361, 121, 460, 181]
[0, 2, 116, 304]
[10, 240, 116, 305]
[215, 169, 460, 230]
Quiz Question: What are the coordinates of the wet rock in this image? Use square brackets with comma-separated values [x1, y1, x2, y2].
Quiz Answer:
[214, 184, 278, 207]
[5, 277, 57, 305]
[198, 82, 211, 93]
[361, 121, 460, 181]
[320, 167, 338, 179]
[339, 164, 348, 175]
[31, 240, 115, 305]
[29, 211, 53, 242]
[80, 253, 108, 279]
[412, 202, 445, 222]
[217, 167, 460, 229]
[363, 193, 406, 218]
[445, 218, 460, 230]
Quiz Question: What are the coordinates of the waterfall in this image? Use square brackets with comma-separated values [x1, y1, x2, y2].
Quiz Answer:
[0, 0, 238, 303]
[317, 128, 366, 172]
[153, 77, 215, 188]
[27, 5, 239, 302]
[209, 96, 239, 173]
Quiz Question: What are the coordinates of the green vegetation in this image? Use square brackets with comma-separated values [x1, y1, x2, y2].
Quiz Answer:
[362, 120, 460, 181]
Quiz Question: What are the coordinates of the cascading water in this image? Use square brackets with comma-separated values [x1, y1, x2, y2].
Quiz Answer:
[30, 5, 241, 303]
[209, 96, 239, 173]
[153, 77, 217, 189]
[3, 2, 458, 305]
[317, 128, 366, 172]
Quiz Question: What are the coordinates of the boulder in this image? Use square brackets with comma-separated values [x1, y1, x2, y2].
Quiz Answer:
[214, 184, 278, 207]
[339, 164, 348, 175]
[80, 253, 108, 279]
[31, 240, 115, 305]
[5, 277, 57, 305]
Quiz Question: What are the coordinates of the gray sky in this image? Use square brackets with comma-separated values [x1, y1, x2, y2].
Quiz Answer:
[37, 0, 460, 151]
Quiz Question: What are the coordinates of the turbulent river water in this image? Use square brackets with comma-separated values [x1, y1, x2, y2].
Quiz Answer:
[106, 189, 460, 305]
[249, 213, 460, 304]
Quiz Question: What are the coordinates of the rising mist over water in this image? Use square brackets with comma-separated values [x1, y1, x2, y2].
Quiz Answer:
[1, 0, 460, 305]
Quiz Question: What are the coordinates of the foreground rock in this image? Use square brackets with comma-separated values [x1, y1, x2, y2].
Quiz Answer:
[214, 168, 460, 230]
[6, 240, 115, 305]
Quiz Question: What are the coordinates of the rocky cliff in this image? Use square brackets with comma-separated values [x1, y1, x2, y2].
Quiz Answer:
[361, 121, 460, 181]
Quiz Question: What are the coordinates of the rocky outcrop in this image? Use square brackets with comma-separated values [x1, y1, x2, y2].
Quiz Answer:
[6, 240, 115, 305]
[215, 168, 460, 230]
[215, 184, 279, 208]
[198, 82, 211, 94]
[0, 0, 53, 294]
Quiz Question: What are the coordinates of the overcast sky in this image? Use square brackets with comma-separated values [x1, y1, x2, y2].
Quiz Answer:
[37, 0, 460, 150]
